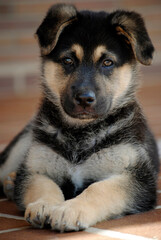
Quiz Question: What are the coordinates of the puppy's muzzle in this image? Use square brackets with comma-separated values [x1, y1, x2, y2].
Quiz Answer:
[70, 89, 97, 118]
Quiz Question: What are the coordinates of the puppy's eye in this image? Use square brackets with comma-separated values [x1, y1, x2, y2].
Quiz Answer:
[62, 58, 74, 66]
[102, 59, 113, 67]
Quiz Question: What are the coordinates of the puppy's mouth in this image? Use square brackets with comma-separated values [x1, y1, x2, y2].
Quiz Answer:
[64, 104, 99, 120]
[71, 110, 99, 119]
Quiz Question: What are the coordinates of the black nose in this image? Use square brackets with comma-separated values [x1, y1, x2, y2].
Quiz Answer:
[74, 90, 96, 107]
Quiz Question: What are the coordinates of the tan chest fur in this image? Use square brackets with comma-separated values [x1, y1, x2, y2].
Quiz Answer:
[26, 141, 138, 190]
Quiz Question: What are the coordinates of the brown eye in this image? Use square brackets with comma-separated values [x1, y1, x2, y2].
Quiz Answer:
[63, 58, 73, 65]
[102, 59, 113, 67]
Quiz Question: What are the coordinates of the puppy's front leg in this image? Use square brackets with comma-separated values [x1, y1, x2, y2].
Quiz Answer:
[24, 174, 64, 228]
[50, 174, 132, 232]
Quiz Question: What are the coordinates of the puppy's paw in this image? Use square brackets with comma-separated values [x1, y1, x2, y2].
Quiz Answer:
[25, 200, 52, 228]
[3, 172, 16, 200]
[50, 198, 96, 232]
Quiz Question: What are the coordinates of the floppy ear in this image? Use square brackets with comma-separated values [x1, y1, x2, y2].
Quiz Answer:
[35, 4, 77, 55]
[109, 10, 154, 65]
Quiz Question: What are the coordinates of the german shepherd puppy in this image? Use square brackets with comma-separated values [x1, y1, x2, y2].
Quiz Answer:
[0, 4, 160, 232]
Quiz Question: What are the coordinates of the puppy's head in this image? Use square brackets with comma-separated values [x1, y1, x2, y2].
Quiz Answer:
[35, 4, 154, 125]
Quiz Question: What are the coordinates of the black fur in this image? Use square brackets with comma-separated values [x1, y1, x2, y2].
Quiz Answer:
[14, 163, 31, 211]
[33, 99, 137, 161]
[128, 161, 158, 213]
[60, 178, 95, 200]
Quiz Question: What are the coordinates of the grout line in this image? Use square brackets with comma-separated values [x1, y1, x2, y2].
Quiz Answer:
[157, 139, 161, 159]
[0, 213, 25, 221]
[0, 226, 30, 234]
[85, 227, 157, 240]
[0, 198, 7, 202]
[155, 205, 161, 210]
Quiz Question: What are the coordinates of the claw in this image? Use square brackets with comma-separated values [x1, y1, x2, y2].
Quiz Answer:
[76, 221, 85, 231]
[26, 216, 32, 224]
[37, 212, 41, 220]
[76, 221, 80, 227]
[45, 215, 50, 224]
[52, 220, 58, 231]
[60, 222, 66, 233]
[44, 215, 51, 228]
[33, 212, 46, 228]
[33, 215, 41, 225]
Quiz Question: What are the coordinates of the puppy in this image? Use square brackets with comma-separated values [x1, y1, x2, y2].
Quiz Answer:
[0, 4, 159, 232]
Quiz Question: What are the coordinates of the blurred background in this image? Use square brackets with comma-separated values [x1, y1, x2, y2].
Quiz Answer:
[0, 0, 161, 145]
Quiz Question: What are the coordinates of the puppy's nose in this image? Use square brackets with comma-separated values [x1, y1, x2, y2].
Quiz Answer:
[74, 91, 96, 107]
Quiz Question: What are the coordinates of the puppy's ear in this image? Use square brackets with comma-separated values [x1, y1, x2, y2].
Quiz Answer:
[35, 4, 77, 55]
[109, 10, 154, 65]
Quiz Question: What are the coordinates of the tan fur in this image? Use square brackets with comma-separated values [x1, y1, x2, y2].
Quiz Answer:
[44, 60, 67, 97]
[94, 63, 134, 112]
[93, 45, 117, 63]
[93, 45, 107, 63]
[26, 142, 69, 185]
[70, 143, 139, 189]
[24, 174, 65, 228]
[62, 111, 94, 126]
[110, 64, 133, 107]
[71, 44, 84, 62]
[24, 174, 64, 206]
[59, 44, 84, 62]
[3, 171, 16, 200]
[49, 174, 131, 231]
[93, 46, 133, 110]
[116, 26, 131, 45]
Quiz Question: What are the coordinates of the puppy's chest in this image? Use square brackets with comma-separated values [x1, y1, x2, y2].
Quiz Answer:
[35, 119, 107, 162]
[54, 158, 112, 200]
[55, 129, 99, 163]
[34, 125, 124, 198]
[45, 146, 120, 200]
[47, 150, 110, 187]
